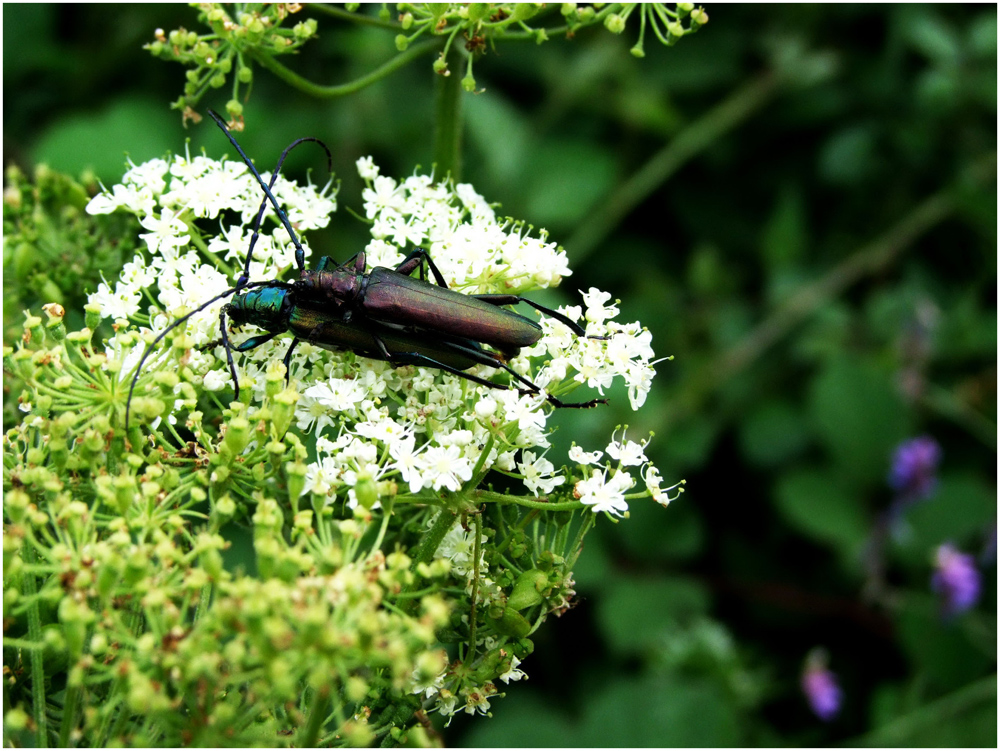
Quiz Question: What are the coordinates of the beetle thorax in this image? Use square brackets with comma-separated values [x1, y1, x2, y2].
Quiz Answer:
[228, 286, 290, 332]
[299, 269, 361, 305]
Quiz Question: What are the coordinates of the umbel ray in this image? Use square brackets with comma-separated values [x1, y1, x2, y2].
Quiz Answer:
[125, 110, 607, 430]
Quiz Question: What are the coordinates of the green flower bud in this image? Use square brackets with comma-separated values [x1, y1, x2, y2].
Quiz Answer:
[467, 3, 490, 22]
[5, 708, 29, 731]
[6, 488, 30, 524]
[691, 8, 709, 26]
[535, 28, 548, 44]
[561, 3, 577, 17]
[631, 43, 645, 58]
[487, 608, 532, 638]
[666, 21, 684, 37]
[113, 474, 138, 515]
[354, 474, 378, 510]
[124, 550, 148, 585]
[344, 720, 375, 748]
[210, 73, 226, 88]
[512, 3, 540, 22]
[604, 13, 626, 34]
[578, 7, 595, 22]
[395, 34, 409, 52]
[345, 675, 368, 703]
[200, 546, 224, 580]
[462, 73, 477, 92]
[286, 461, 307, 502]
[224, 416, 251, 456]
[237, 65, 253, 84]
[270, 387, 299, 438]
[508, 568, 547, 610]
[226, 99, 243, 117]
[400, 12, 414, 29]
[433, 56, 449, 75]
[97, 555, 123, 600]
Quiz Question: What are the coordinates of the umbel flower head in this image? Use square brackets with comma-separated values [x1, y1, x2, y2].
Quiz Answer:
[84, 148, 672, 518]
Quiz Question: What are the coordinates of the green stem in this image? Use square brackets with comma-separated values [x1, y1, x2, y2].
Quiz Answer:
[57, 683, 80, 748]
[433, 45, 465, 181]
[22, 543, 49, 748]
[412, 509, 456, 566]
[846, 674, 997, 747]
[710, 192, 954, 389]
[467, 514, 483, 660]
[565, 70, 779, 262]
[249, 38, 441, 99]
[297, 687, 330, 748]
[305, 3, 402, 31]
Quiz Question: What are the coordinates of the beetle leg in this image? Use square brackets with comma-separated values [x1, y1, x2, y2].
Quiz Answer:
[281, 337, 302, 384]
[430, 338, 608, 409]
[370, 331, 606, 409]
[470, 294, 609, 341]
[394, 248, 450, 288]
[232, 332, 281, 352]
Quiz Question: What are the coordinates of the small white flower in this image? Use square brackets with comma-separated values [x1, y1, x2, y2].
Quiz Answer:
[356, 155, 380, 181]
[517, 451, 565, 496]
[575, 468, 634, 517]
[606, 427, 649, 467]
[419, 445, 473, 492]
[498, 654, 527, 684]
[569, 445, 603, 466]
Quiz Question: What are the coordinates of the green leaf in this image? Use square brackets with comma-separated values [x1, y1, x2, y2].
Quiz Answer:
[773, 468, 869, 556]
[907, 472, 997, 548]
[31, 98, 182, 183]
[808, 357, 910, 483]
[578, 675, 741, 746]
[594, 575, 710, 654]
[760, 184, 807, 270]
[739, 399, 809, 467]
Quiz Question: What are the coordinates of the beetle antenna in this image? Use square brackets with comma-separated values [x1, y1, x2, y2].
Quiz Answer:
[208, 109, 332, 275]
[124, 280, 275, 434]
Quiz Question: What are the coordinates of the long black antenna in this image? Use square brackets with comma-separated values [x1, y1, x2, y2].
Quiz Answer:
[125, 116, 333, 433]
[208, 109, 332, 274]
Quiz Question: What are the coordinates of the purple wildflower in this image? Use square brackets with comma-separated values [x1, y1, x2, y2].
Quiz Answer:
[801, 651, 841, 721]
[888, 436, 941, 502]
[931, 543, 980, 617]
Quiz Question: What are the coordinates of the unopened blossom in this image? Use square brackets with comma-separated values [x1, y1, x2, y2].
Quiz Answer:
[931, 543, 980, 617]
[888, 436, 941, 502]
[801, 650, 841, 721]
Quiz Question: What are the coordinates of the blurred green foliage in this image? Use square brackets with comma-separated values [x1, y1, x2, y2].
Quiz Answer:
[4, 3, 995, 747]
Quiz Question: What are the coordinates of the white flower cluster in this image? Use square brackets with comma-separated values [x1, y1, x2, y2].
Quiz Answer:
[88, 152, 672, 517]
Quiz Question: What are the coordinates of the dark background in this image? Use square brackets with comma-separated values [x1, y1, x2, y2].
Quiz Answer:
[4, 3, 996, 746]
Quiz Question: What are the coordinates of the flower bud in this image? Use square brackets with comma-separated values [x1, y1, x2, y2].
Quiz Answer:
[270, 387, 299, 438]
[433, 56, 449, 75]
[487, 608, 532, 638]
[604, 13, 626, 34]
[237, 65, 253, 84]
[224, 416, 251, 456]
[395, 34, 409, 51]
[513, 3, 540, 22]
[279, 462, 304, 503]
[508, 568, 547, 610]
[354, 474, 378, 510]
